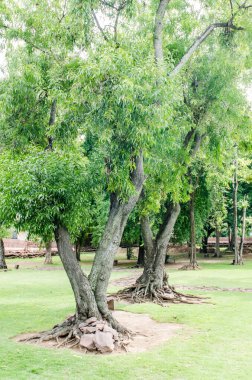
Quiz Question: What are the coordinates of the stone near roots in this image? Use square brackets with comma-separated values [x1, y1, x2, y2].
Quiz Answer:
[80, 326, 97, 334]
[96, 322, 106, 331]
[103, 325, 119, 341]
[80, 334, 96, 351]
[94, 330, 114, 353]
[85, 317, 97, 325]
[79, 317, 97, 329]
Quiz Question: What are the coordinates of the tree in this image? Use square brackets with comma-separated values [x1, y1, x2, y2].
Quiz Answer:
[0, 226, 8, 270]
[116, 0, 252, 301]
[0, 0, 251, 339]
[239, 196, 249, 262]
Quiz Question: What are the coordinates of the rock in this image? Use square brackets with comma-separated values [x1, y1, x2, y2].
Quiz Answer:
[94, 330, 114, 353]
[80, 334, 96, 351]
[85, 317, 97, 325]
[96, 322, 106, 331]
[103, 325, 119, 341]
[79, 317, 97, 329]
[80, 326, 97, 334]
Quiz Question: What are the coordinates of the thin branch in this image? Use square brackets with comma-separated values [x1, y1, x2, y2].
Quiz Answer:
[58, 0, 68, 23]
[114, 10, 120, 43]
[91, 10, 109, 41]
[229, 0, 234, 17]
[1, 23, 53, 56]
[113, 1, 127, 43]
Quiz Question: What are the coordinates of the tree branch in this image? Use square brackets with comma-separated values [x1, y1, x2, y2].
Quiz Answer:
[154, 0, 171, 64]
[58, 0, 68, 23]
[156, 202, 181, 244]
[0, 23, 54, 57]
[91, 10, 109, 41]
[170, 21, 244, 77]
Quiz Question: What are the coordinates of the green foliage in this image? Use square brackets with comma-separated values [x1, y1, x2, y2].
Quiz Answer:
[0, 150, 90, 241]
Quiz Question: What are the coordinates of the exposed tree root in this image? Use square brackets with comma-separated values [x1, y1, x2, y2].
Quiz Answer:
[178, 262, 200, 270]
[113, 282, 207, 306]
[19, 314, 131, 353]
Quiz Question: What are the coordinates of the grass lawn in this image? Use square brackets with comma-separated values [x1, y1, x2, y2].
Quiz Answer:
[1, 257, 252, 380]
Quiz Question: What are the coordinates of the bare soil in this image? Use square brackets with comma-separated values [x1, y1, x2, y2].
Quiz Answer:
[14, 311, 182, 355]
[112, 276, 252, 293]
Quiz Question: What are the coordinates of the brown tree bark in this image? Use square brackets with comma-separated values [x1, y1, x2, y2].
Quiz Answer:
[0, 238, 7, 269]
[215, 228, 221, 258]
[75, 242, 81, 262]
[239, 204, 246, 264]
[137, 203, 180, 289]
[189, 190, 198, 268]
[233, 148, 240, 264]
[44, 241, 53, 264]
[54, 224, 100, 322]
[88, 152, 145, 327]
[136, 243, 145, 267]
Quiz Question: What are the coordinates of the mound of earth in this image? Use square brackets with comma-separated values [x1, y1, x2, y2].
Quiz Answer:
[15, 311, 181, 354]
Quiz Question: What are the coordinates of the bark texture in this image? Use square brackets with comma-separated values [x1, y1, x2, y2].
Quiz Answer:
[54, 224, 100, 322]
[0, 238, 7, 269]
[154, 0, 171, 63]
[136, 243, 145, 267]
[215, 228, 221, 258]
[44, 241, 53, 264]
[114, 203, 205, 304]
[233, 151, 241, 264]
[239, 205, 246, 264]
[89, 152, 145, 324]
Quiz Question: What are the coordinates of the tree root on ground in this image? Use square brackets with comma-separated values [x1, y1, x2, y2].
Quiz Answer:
[178, 263, 200, 270]
[19, 314, 131, 353]
[113, 283, 207, 306]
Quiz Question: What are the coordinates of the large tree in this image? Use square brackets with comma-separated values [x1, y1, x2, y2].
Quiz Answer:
[0, 0, 251, 340]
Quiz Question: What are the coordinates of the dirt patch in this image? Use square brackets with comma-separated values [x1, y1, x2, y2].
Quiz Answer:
[112, 276, 252, 294]
[14, 311, 182, 355]
[176, 285, 252, 293]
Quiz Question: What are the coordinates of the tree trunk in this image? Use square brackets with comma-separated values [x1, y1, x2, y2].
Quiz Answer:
[189, 191, 197, 268]
[138, 203, 180, 289]
[152, 203, 181, 288]
[239, 205, 246, 264]
[201, 234, 208, 254]
[201, 224, 214, 254]
[75, 242, 81, 262]
[44, 241, 53, 264]
[54, 224, 100, 322]
[126, 247, 133, 260]
[215, 228, 221, 258]
[0, 238, 7, 269]
[137, 243, 145, 267]
[233, 150, 240, 264]
[88, 153, 144, 324]
[228, 224, 233, 251]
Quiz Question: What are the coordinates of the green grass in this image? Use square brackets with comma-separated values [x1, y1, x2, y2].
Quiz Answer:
[1, 258, 252, 380]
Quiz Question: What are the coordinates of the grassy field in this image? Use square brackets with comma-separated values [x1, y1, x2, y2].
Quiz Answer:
[1, 256, 252, 380]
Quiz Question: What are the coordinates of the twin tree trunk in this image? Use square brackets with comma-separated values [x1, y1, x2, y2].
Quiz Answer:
[54, 153, 144, 330]
[138, 203, 181, 291]
[0, 238, 7, 270]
